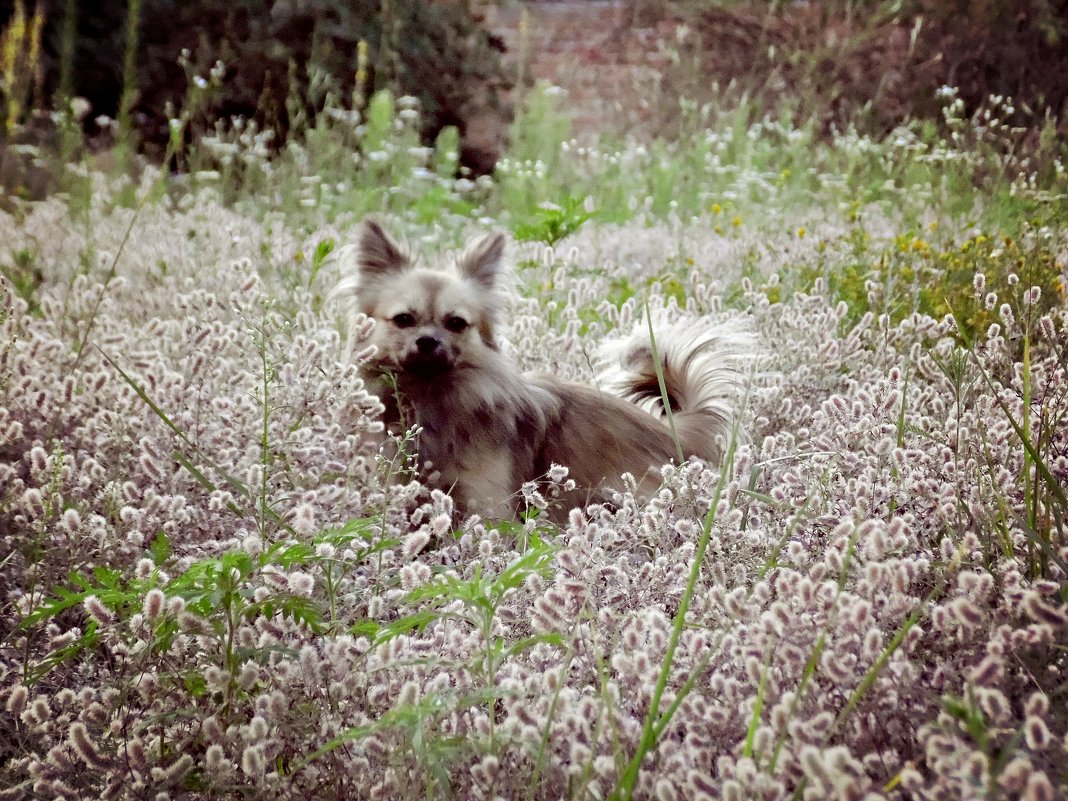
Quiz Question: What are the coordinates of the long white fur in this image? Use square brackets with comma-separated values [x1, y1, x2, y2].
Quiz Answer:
[595, 317, 756, 422]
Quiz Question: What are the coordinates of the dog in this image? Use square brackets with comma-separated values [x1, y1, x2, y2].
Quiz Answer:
[336, 219, 752, 519]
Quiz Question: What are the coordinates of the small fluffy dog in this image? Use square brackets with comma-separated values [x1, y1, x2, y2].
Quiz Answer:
[337, 219, 751, 518]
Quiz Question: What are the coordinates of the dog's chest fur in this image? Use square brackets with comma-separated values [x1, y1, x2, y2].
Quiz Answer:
[376, 370, 558, 513]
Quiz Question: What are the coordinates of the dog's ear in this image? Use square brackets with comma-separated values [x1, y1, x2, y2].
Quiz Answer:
[457, 232, 506, 288]
[358, 218, 409, 275]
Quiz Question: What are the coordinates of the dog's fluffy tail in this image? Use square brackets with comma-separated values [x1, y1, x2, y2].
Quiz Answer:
[596, 318, 755, 464]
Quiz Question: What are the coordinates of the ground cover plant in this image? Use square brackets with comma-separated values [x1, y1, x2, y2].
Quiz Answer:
[1, 50, 1068, 801]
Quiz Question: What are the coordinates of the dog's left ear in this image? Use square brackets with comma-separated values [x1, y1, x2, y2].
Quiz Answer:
[458, 232, 506, 288]
[357, 218, 409, 276]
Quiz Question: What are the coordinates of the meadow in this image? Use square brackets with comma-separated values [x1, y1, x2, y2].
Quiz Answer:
[1, 80, 1067, 800]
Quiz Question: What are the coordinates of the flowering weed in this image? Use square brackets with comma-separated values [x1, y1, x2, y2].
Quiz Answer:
[1, 83, 1066, 799]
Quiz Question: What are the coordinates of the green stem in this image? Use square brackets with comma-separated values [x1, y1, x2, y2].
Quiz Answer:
[117, 0, 143, 174]
[611, 449, 734, 800]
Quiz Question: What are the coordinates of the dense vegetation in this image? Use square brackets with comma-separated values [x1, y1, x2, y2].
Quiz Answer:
[1, 1, 1066, 799]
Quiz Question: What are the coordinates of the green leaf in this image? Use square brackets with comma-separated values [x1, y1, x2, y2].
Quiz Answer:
[183, 671, 208, 698]
[349, 619, 380, 638]
[150, 530, 171, 566]
[433, 125, 460, 177]
[364, 90, 394, 154]
[308, 238, 335, 289]
[373, 610, 440, 645]
[27, 622, 100, 684]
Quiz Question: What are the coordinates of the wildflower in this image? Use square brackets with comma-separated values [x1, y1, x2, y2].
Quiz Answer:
[205, 667, 229, 691]
[947, 596, 983, 630]
[520, 482, 547, 510]
[69, 722, 110, 769]
[287, 571, 315, 596]
[977, 687, 1010, 721]
[402, 530, 431, 558]
[143, 588, 165, 620]
[241, 744, 266, 776]
[396, 680, 420, 708]
[1023, 772, 1055, 801]
[247, 715, 269, 741]
[548, 463, 569, 483]
[999, 757, 1033, 791]
[5, 684, 27, 717]
[1023, 592, 1068, 625]
[204, 744, 229, 773]
[300, 645, 320, 684]
[21, 488, 44, 517]
[399, 561, 430, 589]
[84, 595, 113, 625]
[159, 753, 193, 787]
[969, 655, 1003, 685]
[202, 716, 225, 743]
[1024, 715, 1051, 750]
[268, 691, 287, 720]
[1024, 692, 1049, 717]
[238, 662, 260, 690]
[178, 611, 207, 633]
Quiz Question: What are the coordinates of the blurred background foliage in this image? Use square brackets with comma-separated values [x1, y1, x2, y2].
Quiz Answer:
[649, 0, 1068, 136]
[1, 0, 511, 172]
[0, 0, 1065, 178]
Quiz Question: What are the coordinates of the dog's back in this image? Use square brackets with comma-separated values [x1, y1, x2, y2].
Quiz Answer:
[527, 319, 754, 507]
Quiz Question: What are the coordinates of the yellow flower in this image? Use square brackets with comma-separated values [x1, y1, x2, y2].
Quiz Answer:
[796, 226, 806, 239]
[711, 203, 722, 215]
[731, 215, 742, 228]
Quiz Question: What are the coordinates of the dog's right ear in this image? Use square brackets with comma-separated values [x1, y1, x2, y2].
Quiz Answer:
[457, 231, 506, 288]
[357, 218, 409, 275]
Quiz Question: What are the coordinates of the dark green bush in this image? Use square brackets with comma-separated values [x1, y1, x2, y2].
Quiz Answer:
[663, 0, 1067, 136]
[8, 0, 512, 171]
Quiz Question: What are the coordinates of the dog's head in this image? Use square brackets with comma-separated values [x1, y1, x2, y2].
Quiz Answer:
[343, 219, 508, 380]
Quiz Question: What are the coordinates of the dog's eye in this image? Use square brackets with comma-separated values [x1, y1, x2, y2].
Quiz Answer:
[392, 312, 416, 328]
[443, 316, 469, 334]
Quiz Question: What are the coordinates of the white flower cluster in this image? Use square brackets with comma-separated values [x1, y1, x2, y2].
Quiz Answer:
[1, 174, 1066, 799]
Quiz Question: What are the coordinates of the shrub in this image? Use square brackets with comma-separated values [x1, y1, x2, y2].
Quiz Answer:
[654, 0, 1068, 137]
[9, 0, 511, 171]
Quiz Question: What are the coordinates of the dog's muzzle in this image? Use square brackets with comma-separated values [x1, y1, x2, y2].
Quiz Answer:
[402, 336, 453, 377]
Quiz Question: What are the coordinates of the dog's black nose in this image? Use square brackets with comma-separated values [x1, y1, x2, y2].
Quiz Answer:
[416, 335, 441, 355]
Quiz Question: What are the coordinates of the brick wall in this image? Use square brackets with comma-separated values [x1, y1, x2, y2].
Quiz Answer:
[486, 0, 680, 139]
